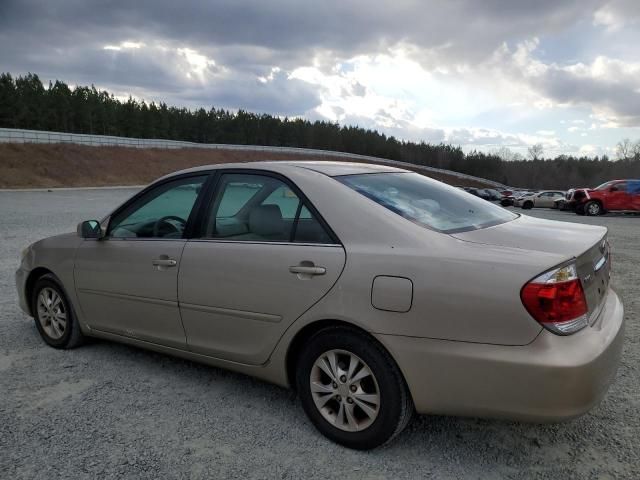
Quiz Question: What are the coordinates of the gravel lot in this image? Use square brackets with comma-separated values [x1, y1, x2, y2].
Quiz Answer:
[1, 189, 638, 479]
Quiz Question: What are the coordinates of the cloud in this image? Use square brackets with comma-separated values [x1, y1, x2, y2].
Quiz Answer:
[0, 0, 604, 68]
[1, 0, 640, 156]
[492, 39, 640, 127]
[593, 0, 640, 30]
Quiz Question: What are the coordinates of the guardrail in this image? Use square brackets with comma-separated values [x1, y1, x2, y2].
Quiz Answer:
[0, 127, 506, 187]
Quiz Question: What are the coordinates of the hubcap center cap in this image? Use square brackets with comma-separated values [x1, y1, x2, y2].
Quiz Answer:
[337, 384, 350, 397]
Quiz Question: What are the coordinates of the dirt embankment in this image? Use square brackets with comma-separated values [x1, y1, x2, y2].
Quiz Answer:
[0, 143, 493, 189]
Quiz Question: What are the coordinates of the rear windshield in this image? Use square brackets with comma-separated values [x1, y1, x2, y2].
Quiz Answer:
[336, 172, 517, 234]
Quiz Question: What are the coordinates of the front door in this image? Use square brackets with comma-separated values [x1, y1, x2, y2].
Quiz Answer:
[75, 174, 208, 348]
[178, 172, 346, 365]
[630, 181, 640, 211]
[606, 182, 629, 210]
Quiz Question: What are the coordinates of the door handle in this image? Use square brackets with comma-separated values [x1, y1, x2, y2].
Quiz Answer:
[152, 258, 177, 267]
[289, 265, 326, 276]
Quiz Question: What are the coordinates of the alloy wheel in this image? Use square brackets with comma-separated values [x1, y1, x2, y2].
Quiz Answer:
[36, 287, 67, 340]
[310, 349, 381, 432]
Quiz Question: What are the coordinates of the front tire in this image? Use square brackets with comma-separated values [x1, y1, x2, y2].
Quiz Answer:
[522, 201, 533, 210]
[31, 274, 84, 349]
[585, 201, 603, 216]
[296, 327, 413, 450]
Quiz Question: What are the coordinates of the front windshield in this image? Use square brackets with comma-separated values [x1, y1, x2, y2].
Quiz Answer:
[336, 172, 517, 233]
[595, 181, 615, 190]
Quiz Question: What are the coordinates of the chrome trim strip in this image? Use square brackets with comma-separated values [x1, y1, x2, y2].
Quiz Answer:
[77, 288, 177, 307]
[179, 302, 282, 323]
[594, 254, 607, 272]
[101, 237, 186, 242]
[188, 239, 341, 248]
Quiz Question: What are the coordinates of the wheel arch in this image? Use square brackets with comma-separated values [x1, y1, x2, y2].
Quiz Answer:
[24, 267, 57, 316]
[586, 199, 605, 215]
[284, 319, 405, 394]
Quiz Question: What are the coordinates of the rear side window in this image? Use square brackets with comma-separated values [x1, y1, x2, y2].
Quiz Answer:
[337, 172, 517, 234]
[203, 173, 334, 244]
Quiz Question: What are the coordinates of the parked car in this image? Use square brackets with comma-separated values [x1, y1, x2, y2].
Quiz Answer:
[574, 180, 640, 216]
[467, 188, 496, 201]
[466, 187, 484, 198]
[483, 189, 503, 201]
[515, 191, 565, 209]
[500, 196, 515, 207]
[553, 188, 588, 211]
[16, 161, 624, 450]
[501, 190, 536, 207]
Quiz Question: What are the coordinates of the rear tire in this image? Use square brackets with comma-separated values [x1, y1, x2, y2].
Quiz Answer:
[31, 274, 84, 349]
[575, 204, 585, 215]
[296, 326, 413, 450]
[585, 201, 603, 216]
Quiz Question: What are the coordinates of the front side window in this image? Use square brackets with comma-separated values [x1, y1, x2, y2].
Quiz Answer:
[610, 182, 627, 192]
[337, 172, 517, 234]
[204, 173, 333, 243]
[108, 175, 207, 238]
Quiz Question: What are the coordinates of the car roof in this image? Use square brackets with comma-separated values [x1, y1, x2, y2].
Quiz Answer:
[163, 160, 407, 179]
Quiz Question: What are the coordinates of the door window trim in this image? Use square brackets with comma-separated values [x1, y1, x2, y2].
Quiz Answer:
[103, 172, 212, 241]
[192, 169, 342, 246]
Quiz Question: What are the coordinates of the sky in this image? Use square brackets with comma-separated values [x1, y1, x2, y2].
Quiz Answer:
[1, 0, 640, 158]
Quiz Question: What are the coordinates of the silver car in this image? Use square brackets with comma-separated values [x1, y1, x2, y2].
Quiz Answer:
[16, 161, 624, 449]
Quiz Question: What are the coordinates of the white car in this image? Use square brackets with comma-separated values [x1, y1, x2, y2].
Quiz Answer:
[516, 191, 566, 209]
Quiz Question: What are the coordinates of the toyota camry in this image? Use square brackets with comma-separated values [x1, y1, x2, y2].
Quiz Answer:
[16, 161, 624, 449]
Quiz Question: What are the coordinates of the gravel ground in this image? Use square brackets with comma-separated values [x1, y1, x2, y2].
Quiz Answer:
[0, 189, 638, 479]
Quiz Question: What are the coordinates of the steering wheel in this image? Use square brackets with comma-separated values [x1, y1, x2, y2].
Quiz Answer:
[153, 215, 187, 237]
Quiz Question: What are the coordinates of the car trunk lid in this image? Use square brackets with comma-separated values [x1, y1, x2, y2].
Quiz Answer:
[451, 215, 610, 322]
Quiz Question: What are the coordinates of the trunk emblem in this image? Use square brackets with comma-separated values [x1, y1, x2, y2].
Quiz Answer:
[583, 274, 593, 285]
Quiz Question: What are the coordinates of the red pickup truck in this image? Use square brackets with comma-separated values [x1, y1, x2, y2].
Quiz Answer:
[574, 179, 640, 215]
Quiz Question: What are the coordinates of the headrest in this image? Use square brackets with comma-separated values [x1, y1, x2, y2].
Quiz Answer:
[249, 204, 285, 236]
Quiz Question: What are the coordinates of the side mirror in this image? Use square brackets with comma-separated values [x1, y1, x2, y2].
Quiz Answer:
[77, 220, 103, 239]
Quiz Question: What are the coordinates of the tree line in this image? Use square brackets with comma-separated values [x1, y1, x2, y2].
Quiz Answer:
[1, 72, 639, 189]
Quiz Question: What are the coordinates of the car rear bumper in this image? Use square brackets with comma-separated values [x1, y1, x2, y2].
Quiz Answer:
[376, 287, 624, 421]
[15, 267, 31, 315]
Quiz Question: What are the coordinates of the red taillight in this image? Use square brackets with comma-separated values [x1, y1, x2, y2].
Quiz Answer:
[521, 263, 589, 335]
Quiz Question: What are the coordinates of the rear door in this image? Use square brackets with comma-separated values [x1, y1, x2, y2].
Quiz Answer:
[550, 191, 565, 206]
[537, 192, 559, 207]
[535, 193, 549, 207]
[178, 171, 346, 365]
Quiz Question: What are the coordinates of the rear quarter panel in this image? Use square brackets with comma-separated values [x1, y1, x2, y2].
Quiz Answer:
[273, 168, 560, 347]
